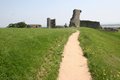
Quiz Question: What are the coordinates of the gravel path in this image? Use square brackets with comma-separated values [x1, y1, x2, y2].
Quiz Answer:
[57, 31, 92, 80]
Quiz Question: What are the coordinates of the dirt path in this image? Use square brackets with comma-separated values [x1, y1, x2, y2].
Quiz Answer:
[57, 31, 92, 80]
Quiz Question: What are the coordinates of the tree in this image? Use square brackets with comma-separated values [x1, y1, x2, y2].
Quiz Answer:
[7, 22, 27, 28]
[64, 23, 67, 28]
[17, 22, 27, 28]
[7, 23, 16, 28]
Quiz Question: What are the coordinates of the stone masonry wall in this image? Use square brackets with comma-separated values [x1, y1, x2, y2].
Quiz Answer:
[80, 20, 101, 29]
[47, 18, 56, 28]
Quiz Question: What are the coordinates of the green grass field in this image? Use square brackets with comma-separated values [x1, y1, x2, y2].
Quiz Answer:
[79, 27, 120, 80]
[0, 28, 75, 80]
[1, 27, 120, 80]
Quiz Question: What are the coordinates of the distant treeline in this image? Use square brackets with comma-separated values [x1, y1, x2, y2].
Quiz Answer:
[7, 22, 27, 28]
[7, 22, 42, 28]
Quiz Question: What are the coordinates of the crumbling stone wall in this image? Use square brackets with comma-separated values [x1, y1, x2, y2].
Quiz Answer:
[27, 24, 41, 28]
[103, 27, 118, 32]
[69, 9, 82, 27]
[80, 20, 101, 29]
[47, 18, 56, 28]
[51, 19, 56, 28]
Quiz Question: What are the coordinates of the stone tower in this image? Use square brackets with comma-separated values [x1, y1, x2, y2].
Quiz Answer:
[47, 18, 56, 28]
[69, 9, 82, 27]
[47, 18, 51, 28]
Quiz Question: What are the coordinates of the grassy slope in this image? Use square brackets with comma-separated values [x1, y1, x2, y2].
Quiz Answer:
[0, 28, 75, 80]
[79, 27, 120, 80]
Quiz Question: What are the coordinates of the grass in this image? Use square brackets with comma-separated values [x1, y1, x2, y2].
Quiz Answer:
[0, 28, 75, 80]
[79, 27, 120, 80]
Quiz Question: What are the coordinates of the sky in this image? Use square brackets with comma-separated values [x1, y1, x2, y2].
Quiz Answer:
[0, 0, 120, 27]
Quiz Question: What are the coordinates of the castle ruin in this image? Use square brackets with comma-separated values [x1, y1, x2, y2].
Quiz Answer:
[47, 18, 56, 28]
[80, 20, 101, 29]
[46, 9, 101, 29]
[69, 9, 82, 27]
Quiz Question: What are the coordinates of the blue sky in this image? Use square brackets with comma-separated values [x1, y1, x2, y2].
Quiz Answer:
[0, 0, 120, 27]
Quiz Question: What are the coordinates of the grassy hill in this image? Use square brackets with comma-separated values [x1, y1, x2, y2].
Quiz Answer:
[79, 27, 120, 80]
[0, 28, 75, 80]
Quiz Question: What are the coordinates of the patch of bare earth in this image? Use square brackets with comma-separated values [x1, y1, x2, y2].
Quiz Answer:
[57, 31, 92, 80]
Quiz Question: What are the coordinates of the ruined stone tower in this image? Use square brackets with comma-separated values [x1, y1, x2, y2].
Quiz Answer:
[47, 18, 51, 28]
[69, 9, 82, 27]
[47, 18, 56, 28]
